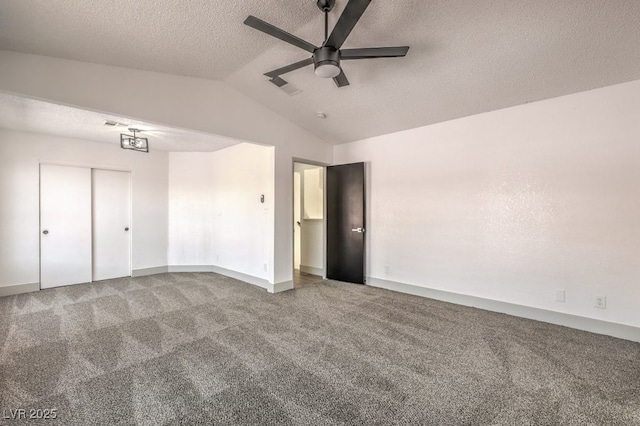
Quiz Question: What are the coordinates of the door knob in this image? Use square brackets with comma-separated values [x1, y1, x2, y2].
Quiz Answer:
[42, 230, 49, 235]
[124, 227, 129, 231]
[351, 227, 365, 233]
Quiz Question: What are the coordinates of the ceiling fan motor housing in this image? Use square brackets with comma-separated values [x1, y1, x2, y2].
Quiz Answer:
[313, 46, 340, 72]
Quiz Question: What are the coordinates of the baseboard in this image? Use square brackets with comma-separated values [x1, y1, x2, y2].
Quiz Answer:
[210, 265, 270, 291]
[367, 277, 640, 343]
[134, 264, 275, 293]
[132, 266, 169, 277]
[270, 280, 294, 294]
[0, 282, 40, 297]
[300, 265, 324, 276]
[168, 265, 214, 273]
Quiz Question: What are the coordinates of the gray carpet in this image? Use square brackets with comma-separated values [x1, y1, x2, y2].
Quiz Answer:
[0, 273, 638, 425]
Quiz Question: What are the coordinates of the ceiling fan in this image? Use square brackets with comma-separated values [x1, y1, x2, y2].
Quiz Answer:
[244, 0, 410, 88]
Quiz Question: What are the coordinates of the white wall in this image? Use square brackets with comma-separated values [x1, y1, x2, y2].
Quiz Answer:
[299, 167, 324, 274]
[300, 220, 323, 273]
[168, 144, 274, 282]
[334, 79, 640, 328]
[0, 129, 168, 288]
[0, 50, 334, 287]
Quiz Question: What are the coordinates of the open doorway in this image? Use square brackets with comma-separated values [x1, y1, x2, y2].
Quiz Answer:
[293, 162, 325, 288]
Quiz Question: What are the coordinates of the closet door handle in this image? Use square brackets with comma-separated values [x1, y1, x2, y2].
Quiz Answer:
[43, 230, 49, 235]
[124, 227, 129, 231]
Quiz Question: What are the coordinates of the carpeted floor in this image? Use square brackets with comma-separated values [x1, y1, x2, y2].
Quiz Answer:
[0, 273, 638, 425]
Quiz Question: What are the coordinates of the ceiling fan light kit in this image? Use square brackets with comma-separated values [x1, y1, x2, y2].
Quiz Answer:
[313, 47, 341, 78]
[244, 0, 409, 88]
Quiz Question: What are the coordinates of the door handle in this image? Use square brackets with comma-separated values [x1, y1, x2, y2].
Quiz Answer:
[42, 230, 49, 235]
[125, 227, 129, 231]
[351, 227, 365, 233]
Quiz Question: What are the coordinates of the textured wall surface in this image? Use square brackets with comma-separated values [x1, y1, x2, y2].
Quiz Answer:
[335, 79, 640, 327]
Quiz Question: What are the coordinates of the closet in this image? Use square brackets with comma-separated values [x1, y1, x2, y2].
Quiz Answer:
[40, 164, 131, 289]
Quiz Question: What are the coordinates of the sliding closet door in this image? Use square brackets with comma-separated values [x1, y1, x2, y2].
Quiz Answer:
[40, 164, 92, 289]
[92, 169, 131, 281]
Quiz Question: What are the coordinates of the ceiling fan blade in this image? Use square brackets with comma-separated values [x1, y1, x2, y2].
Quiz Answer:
[324, 0, 371, 49]
[333, 68, 350, 87]
[244, 15, 318, 53]
[269, 76, 288, 87]
[264, 57, 314, 78]
[341, 46, 410, 60]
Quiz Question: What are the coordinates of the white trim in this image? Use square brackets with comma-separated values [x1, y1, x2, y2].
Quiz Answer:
[299, 265, 323, 276]
[367, 277, 640, 343]
[210, 265, 270, 290]
[134, 265, 272, 292]
[0, 282, 40, 297]
[270, 280, 294, 294]
[168, 265, 214, 273]
[132, 266, 169, 277]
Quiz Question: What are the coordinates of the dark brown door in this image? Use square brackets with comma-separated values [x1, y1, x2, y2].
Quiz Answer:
[326, 162, 365, 284]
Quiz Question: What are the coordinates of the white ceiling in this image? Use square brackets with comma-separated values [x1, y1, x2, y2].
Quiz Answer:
[0, 93, 240, 152]
[1, 0, 640, 144]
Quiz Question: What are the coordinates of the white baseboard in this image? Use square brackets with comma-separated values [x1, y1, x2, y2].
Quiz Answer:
[0, 282, 40, 297]
[132, 266, 169, 277]
[135, 264, 276, 293]
[367, 277, 640, 343]
[210, 265, 271, 291]
[168, 265, 214, 273]
[299, 265, 323, 276]
[270, 280, 293, 294]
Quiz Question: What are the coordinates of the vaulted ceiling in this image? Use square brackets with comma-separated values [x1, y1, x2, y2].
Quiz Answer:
[1, 0, 640, 145]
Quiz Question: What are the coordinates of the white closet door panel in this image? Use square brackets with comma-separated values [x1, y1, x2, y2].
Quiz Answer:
[40, 164, 92, 289]
[92, 169, 131, 281]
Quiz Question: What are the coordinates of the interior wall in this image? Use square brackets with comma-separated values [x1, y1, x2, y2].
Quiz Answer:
[0, 129, 169, 288]
[168, 143, 274, 282]
[334, 79, 640, 328]
[293, 171, 301, 270]
[0, 50, 334, 287]
[299, 167, 324, 274]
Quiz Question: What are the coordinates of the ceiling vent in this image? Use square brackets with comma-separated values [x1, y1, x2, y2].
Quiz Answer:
[103, 119, 129, 127]
[269, 77, 302, 96]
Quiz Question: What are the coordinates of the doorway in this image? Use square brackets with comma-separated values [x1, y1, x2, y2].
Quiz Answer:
[293, 162, 325, 287]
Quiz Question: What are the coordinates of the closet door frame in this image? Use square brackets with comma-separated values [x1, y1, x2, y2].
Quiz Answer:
[39, 161, 133, 289]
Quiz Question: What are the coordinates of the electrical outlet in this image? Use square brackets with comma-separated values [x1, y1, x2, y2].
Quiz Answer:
[556, 289, 565, 303]
[263, 263, 268, 272]
[384, 265, 390, 274]
[216, 254, 219, 262]
[595, 296, 606, 309]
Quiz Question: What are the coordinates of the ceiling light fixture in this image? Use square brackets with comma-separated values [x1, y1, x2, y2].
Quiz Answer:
[120, 128, 149, 152]
[313, 47, 341, 78]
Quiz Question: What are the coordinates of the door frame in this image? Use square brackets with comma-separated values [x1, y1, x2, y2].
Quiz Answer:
[39, 161, 133, 289]
[292, 158, 329, 281]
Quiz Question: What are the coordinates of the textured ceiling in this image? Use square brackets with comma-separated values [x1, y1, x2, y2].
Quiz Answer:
[0, 93, 240, 152]
[1, 1, 640, 144]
